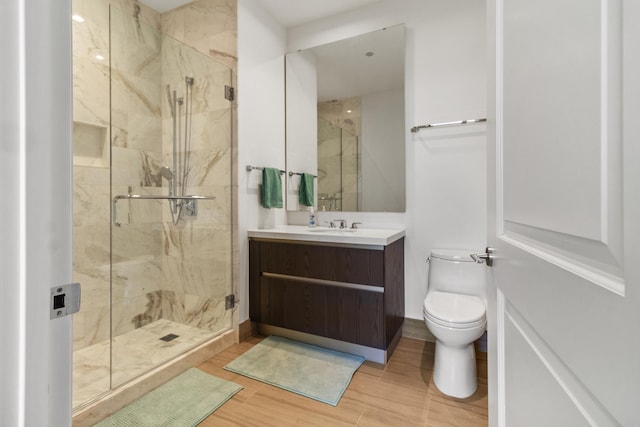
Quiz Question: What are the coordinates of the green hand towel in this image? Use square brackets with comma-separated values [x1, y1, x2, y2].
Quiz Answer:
[261, 167, 283, 209]
[299, 173, 314, 207]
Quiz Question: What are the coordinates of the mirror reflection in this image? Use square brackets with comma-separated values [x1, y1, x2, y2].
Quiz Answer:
[285, 25, 406, 212]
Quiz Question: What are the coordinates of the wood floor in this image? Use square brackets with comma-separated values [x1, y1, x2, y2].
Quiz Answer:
[196, 336, 488, 426]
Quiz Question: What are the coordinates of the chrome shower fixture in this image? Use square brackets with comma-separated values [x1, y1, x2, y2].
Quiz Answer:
[165, 75, 195, 224]
[165, 85, 175, 118]
[160, 166, 173, 181]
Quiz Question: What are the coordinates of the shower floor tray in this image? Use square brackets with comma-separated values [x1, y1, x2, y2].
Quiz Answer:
[72, 319, 215, 409]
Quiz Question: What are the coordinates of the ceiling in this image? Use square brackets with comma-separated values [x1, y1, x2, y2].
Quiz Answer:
[140, 0, 383, 27]
[254, 0, 383, 28]
[139, 0, 193, 13]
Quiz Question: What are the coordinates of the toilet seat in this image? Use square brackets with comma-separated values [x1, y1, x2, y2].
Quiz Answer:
[424, 291, 486, 328]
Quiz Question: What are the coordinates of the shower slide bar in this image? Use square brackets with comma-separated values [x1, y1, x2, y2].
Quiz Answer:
[112, 194, 216, 226]
[410, 118, 486, 133]
[288, 171, 318, 178]
[246, 165, 285, 174]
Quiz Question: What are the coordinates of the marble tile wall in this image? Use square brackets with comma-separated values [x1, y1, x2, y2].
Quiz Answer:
[317, 98, 361, 212]
[72, 0, 115, 350]
[158, 3, 235, 334]
[162, 0, 237, 71]
[72, 0, 237, 353]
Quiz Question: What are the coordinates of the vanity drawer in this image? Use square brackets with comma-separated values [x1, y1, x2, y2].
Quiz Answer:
[258, 241, 384, 286]
[258, 275, 384, 349]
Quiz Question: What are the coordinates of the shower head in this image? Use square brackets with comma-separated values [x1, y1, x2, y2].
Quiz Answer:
[160, 166, 173, 181]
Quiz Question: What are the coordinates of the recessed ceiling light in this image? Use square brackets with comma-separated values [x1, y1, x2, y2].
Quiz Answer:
[72, 14, 85, 23]
[346, 110, 352, 113]
[365, 51, 374, 57]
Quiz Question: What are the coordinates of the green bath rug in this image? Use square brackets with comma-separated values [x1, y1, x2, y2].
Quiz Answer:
[95, 368, 242, 427]
[224, 335, 364, 406]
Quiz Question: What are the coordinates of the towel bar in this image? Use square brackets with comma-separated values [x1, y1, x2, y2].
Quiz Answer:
[411, 118, 486, 133]
[246, 165, 285, 174]
[288, 171, 317, 178]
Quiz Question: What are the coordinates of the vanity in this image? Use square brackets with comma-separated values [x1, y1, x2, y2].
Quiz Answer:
[248, 226, 405, 363]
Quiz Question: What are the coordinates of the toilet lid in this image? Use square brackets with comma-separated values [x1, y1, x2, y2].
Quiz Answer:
[430, 248, 476, 263]
[424, 291, 485, 325]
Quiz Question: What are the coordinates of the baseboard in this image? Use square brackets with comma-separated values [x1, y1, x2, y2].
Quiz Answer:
[239, 319, 257, 342]
[402, 317, 488, 354]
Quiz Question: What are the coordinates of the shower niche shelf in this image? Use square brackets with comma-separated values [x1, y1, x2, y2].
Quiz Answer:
[72, 121, 108, 168]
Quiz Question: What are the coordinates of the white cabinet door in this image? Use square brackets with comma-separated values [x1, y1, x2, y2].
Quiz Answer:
[487, 0, 640, 425]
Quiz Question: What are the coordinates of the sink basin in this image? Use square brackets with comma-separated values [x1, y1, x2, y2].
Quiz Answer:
[307, 227, 357, 233]
[248, 225, 405, 246]
[307, 227, 331, 232]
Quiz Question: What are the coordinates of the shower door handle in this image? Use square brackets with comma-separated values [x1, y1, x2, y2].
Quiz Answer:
[470, 247, 495, 267]
[112, 194, 216, 226]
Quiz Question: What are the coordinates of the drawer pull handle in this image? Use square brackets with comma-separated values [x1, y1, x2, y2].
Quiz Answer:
[262, 272, 384, 294]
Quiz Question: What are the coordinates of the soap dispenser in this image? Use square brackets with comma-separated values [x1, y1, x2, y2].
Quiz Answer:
[308, 206, 316, 228]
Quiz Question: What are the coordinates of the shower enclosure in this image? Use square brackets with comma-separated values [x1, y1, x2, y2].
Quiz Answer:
[72, 2, 234, 410]
[317, 117, 359, 211]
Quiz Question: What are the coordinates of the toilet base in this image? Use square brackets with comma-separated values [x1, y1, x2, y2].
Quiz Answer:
[432, 339, 478, 399]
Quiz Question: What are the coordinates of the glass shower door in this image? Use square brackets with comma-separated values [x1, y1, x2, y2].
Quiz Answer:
[109, 6, 233, 389]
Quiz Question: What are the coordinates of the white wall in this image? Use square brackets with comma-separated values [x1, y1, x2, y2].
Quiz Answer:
[285, 50, 318, 211]
[286, 0, 487, 320]
[237, 0, 287, 321]
[361, 88, 405, 212]
[238, 0, 486, 322]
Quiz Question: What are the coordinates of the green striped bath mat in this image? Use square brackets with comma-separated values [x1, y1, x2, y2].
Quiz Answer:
[224, 335, 364, 406]
[95, 368, 242, 426]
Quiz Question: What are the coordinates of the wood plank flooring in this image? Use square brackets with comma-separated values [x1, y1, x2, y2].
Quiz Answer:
[196, 337, 488, 426]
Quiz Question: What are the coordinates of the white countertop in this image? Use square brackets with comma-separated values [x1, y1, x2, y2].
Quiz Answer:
[247, 225, 405, 246]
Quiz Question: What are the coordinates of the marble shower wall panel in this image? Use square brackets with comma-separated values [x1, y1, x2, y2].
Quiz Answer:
[162, 0, 238, 70]
[110, 3, 165, 338]
[110, 6, 162, 154]
[318, 119, 342, 211]
[72, 0, 110, 131]
[317, 98, 362, 211]
[162, 227, 231, 295]
[73, 165, 111, 347]
[72, 0, 112, 351]
[157, 1, 235, 333]
[342, 132, 359, 212]
[111, 257, 163, 336]
[318, 97, 362, 137]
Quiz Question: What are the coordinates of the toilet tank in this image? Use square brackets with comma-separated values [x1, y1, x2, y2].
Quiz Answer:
[427, 248, 486, 298]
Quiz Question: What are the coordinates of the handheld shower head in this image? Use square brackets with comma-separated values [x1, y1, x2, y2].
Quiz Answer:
[160, 166, 173, 181]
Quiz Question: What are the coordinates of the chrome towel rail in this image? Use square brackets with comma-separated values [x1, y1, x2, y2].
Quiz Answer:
[246, 165, 285, 174]
[113, 194, 216, 226]
[411, 118, 486, 133]
[288, 171, 317, 178]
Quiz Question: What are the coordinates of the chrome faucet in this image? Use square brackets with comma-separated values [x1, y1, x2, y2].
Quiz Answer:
[332, 219, 347, 229]
[350, 222, 362, 229]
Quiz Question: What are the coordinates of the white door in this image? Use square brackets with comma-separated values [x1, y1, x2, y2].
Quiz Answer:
[487, 0, 640, 426]
[0, 0, 73, 425]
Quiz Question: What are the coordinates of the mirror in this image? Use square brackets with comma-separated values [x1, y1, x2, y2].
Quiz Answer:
[285, 25, 406, 212]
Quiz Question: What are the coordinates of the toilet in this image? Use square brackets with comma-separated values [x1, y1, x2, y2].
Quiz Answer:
[423, 248, 486, 399]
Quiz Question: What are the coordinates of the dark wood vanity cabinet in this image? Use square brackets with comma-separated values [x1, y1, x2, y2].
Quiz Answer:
[249, 238, 404, 352]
